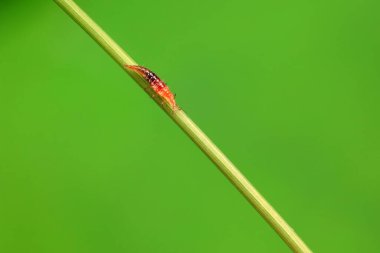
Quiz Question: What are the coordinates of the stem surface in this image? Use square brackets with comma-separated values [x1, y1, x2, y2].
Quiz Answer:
[54, 1, 312, 252]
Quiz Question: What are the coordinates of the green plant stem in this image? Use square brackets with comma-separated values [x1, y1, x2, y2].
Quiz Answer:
[54, 1, 312, 252]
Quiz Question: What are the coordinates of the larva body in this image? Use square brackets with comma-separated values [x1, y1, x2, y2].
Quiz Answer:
[126, 65, 179, 110]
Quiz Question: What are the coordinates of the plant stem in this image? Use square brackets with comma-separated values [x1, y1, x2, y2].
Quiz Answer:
[54, 1, 312, 252]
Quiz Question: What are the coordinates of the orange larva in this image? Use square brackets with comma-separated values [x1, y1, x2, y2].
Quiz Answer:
[126, 65, 179, 110]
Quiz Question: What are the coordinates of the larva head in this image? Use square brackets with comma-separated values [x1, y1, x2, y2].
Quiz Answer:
[125, 65, 138, 70]
[125, 65, 159, 84]
[125, 65, 146, 75]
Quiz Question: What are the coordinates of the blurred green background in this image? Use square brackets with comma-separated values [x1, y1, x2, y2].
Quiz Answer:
[1, 0, 379, 252]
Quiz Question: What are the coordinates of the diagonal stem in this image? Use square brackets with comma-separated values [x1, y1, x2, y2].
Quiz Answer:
[54, 1, 312, 252]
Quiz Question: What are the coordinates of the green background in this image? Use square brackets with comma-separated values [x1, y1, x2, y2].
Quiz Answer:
[1, 0, 379, 252]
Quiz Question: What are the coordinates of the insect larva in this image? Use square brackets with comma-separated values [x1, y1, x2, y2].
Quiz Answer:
[125, 65, 179, 110]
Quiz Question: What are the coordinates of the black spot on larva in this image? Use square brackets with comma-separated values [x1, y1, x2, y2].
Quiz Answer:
[145, 70, 159, 84]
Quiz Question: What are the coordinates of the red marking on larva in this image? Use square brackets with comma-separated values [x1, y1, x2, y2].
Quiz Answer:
[125, 65, 179, 110]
